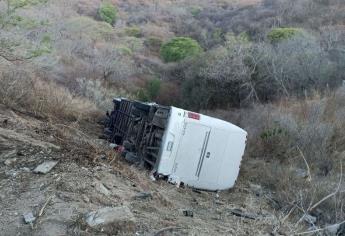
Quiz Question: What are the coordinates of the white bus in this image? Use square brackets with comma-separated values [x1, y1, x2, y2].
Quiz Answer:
[104, 99, 247, 191]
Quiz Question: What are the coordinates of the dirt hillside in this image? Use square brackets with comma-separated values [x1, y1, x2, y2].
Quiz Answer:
[0, 105, 299, 236]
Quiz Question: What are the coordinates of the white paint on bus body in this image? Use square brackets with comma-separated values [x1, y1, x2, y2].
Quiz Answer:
[155, 107, 247, 191]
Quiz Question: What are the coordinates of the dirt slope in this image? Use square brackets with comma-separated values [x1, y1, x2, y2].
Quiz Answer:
[0, 106, 295, 236]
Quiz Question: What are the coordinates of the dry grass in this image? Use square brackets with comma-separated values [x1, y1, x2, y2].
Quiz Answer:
[0, 69, 100, 121]
[208, 89, 345, 228]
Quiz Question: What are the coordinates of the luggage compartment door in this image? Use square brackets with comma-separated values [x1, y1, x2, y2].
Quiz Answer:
[172, 122, 211, 182]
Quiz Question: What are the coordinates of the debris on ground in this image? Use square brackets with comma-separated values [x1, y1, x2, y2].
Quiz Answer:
[23, 212, 36, 224]
[134, 192, 152, 200]
[85, 206, 136, 233]
[95, 182, 111, 196]
[229, 209, 258, 220]
[33, 161, 58, 174]
[183, 210, 194, 217]
[0, 105, 303, 235]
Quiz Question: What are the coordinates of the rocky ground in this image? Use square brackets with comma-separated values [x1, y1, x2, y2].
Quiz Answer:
[0, 105, 301, 236]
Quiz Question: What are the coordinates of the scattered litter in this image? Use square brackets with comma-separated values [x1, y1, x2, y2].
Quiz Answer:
[183, 210, 194, 217]
[295, 168, 309, 179]
[229, 209, 257, 220]
[20, 167, 31, 172]
[23, 212, 36, 224]
[134, 192, 152, 200]
[33, 161, 58, 174]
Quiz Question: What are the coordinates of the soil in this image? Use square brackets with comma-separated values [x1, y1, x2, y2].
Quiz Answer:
[0, 105, 295, 236]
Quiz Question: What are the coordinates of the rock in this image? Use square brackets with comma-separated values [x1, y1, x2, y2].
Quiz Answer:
[95, 182, 111, 196]
[85, 206, 135, 233]
[295, 168, 308, 179]
[4, 158, 17, 166]
[338, 223, 345, 235]
[23, 212, 36, 224]
[303, 214, 317, 225]
[325, 222, 345, 236]
[82, 195, 90, 203]
[183, 210, 194, 217]
[20, 167, 31, 172]
[33, 161, 58, 174]
[134, 192, 152, 200]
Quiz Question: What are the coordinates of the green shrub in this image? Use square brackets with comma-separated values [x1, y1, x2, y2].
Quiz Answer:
[267, 27, 303, 43]
[98, 2, 117, 24]
[8, 0, 48, 9]
[115, 46, 132, 56]
[190, 6, 202, 17]
[146, 78, 161, 100]
[160, 37, 202, 62]
[124, 26, 141, 37]
[67, 17, 114, 40]
[137, 78, 161, 102]
[27, 34, 52, 58]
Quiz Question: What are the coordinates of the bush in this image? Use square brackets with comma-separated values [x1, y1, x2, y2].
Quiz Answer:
[66, 16, 114, 41]
[267, 27, 303, 43]
[0, 69, 99, 120]
[160, 37, 202, 62]
[98, 2, 117, 24]
[137, 78, 161, 102]
[190, 6, 202, 17]
[124, 26, 142, 38]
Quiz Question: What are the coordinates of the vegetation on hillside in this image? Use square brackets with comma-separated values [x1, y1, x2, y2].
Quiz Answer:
[1, 0, 345, 232]
[98, 2, 117, 24]
[160, 37, 202, 62]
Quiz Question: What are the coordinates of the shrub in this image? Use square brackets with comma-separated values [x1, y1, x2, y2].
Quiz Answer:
[136, 78, 161, 102]
[66, 16, 114, 41]
[190, 6, 202, 17]
[124, 26, 142, 38]
[267, 27, 303, 43]
[160, 37, 202, 62]
[98, 2, 117, 24]
[27, 34, 52, 58]
[115, 46, 132, 56]
[0, 69, 99, 120]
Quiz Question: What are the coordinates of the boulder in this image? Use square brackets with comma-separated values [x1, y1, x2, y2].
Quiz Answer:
[95, 182, 111, 196]
[85, 206, 135, 233]
[34, 161, 58, 174]
[325, 222, 345, 236]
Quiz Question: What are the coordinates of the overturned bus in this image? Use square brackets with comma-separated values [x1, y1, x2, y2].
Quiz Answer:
[103, 98, 247, 191]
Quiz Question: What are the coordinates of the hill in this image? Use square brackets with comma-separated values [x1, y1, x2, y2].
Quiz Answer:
[1, 0, 345, 235]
